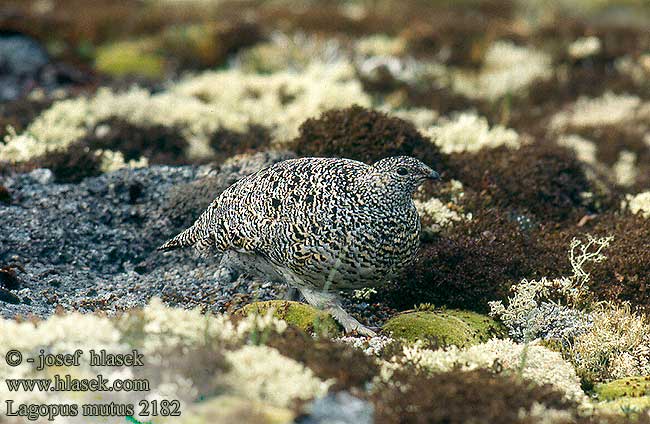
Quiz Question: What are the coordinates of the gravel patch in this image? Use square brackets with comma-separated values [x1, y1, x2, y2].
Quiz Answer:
[0, 153, 292, 318]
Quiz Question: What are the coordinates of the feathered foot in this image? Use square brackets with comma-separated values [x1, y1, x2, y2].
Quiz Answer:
[299, 286, 376, 336]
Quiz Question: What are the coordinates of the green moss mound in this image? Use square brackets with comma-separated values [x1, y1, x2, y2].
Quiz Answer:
[95, 40, 165, 79]
[381, 309, 506, 347]
[595, 376, 650, 401]
[237, 300, 341, 336]
[594, 377, 650, 417]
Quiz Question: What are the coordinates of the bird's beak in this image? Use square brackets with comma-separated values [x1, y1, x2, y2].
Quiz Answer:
[428, 170, 440, 181]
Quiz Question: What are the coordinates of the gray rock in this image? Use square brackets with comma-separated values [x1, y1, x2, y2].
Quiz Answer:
[298, 392, 374, 424]
[0, 34, 49, 101]
[27, 168, 54, 185]
[0, 34, 49, 77]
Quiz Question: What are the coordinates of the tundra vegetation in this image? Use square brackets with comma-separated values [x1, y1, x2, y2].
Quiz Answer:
[1, 0, 650, 422]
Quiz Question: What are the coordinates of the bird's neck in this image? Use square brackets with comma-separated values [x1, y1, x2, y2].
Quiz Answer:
[354, 171, 415, 208]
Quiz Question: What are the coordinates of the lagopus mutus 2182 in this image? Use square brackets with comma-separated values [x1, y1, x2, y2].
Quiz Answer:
[159, 156, 439, 335]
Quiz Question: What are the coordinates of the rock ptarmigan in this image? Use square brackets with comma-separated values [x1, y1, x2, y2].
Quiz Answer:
[159, 156, 439, 335]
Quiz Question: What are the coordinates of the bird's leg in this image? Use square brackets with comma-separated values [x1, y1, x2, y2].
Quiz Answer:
[214, 266, 239, 285]
[213, 251, 241, 286]
[282, 286, 301, 301]
[273, 267, 376, 336]
[327, 303, 377, 337]
[299, 286, 376, 337]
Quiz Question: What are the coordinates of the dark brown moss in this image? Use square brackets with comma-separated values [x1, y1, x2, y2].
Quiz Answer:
[257, 5, 397, 37]
[83, 118, 189, 165]
[163, 21, 264, 71]
[266, 326, 379, 392]
[446, 143, 597, 223]
[536, 17, 650, 65]
[369, 367, 576, 424]
[0, 265, 22, 290]
[0, 97, 53, 140]
[570, 125, 650, 191]
[1, 0, 250, 65]
[399, 7, 515, 67]
[291, 106, 443, 167]
[576, 212, 650, 310]
[380, 205, 570, 313]
[258, 0, 514, 41]
[209, 125, 271, 163]
[411, 86, 477, 117]
[32, 142, 103, 183]
[358, 70, 475, 118]
[0, 185, 11, 204]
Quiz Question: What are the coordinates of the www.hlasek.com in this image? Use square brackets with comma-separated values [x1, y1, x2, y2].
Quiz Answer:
[3, 349, 181, 421]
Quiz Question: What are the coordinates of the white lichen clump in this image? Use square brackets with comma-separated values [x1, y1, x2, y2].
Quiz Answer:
[1, 87, 217, 162]
[414, 197, 464, 233]
[550, 92, 649, 130]
[235, 32, 344, 73]
[569, 303, 650, 381]
[387, 339, 586, 404]
[337, 335, 395, 356]
[99, 150, 149, 173]
[489, 277, 593, 344]
[613, 150, 638, 187]
[451, 41, 552, 101]
[0, 61, 370, 162]
[490, 234, 650, 383]
[425, 112, 520, 154]
[0, 298, 298, 423]
[556, 134, 598, 166]
[223, 345, 332, 407]
[356, 35, 406, 57]
[384, 107, 439, 132]
[616, 53, 650, 85]
[623, 191, 650, 218]
[568, 36, 602, 60]
[171, 61, 371, 143]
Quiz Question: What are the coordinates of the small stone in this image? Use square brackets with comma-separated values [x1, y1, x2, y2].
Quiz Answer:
[28, 168, 54, 185]
[48, 278, 61, 287]
[298, 391, 374, 424]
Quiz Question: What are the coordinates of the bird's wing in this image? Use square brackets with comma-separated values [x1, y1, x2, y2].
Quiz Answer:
[207, 160, 346, 254]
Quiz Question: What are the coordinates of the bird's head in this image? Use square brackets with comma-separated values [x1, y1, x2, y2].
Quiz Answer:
[371, 156, 440, 195]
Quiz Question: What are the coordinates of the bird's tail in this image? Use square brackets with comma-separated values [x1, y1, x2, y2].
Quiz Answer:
[158, 223, 205, 251]
[158, 204, 219, 252]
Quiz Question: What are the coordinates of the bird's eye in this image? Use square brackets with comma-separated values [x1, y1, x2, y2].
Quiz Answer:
[396, 167, 409, 176]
